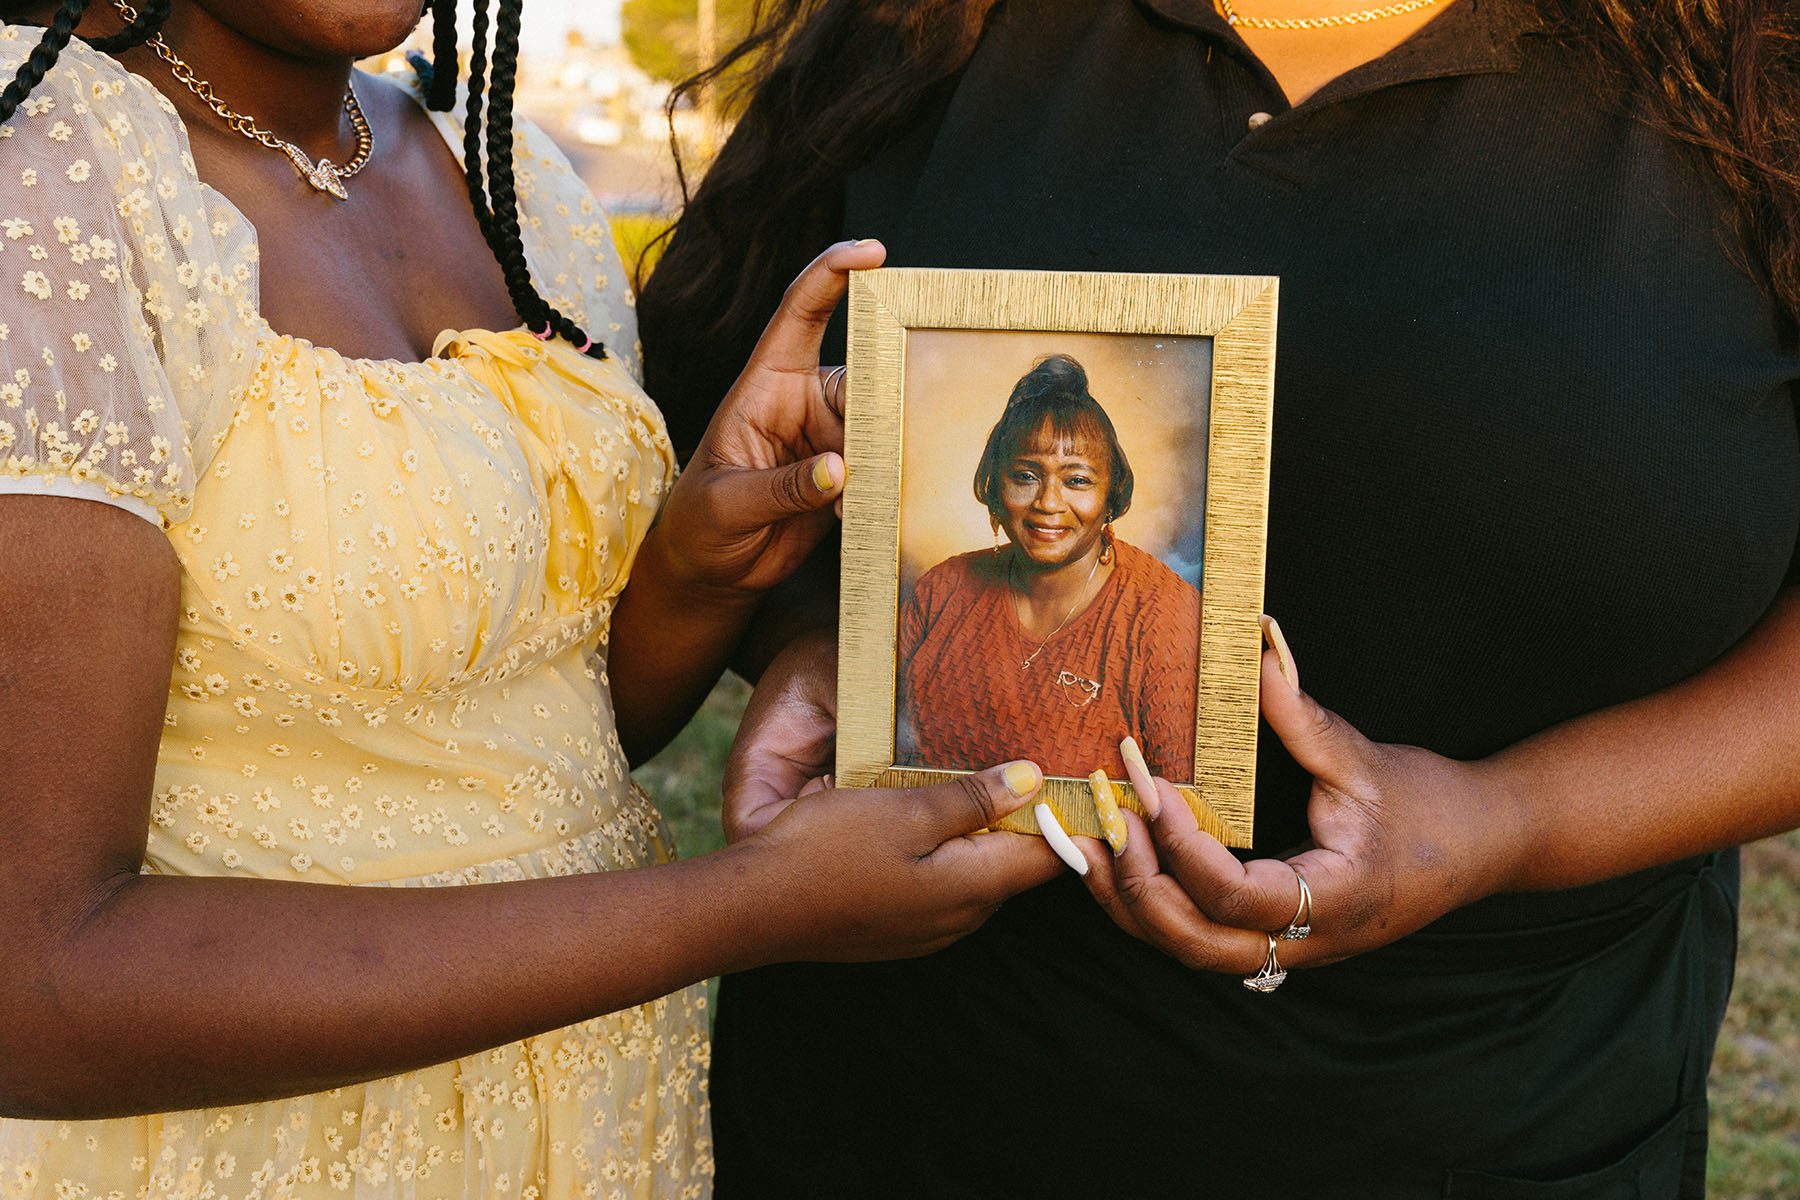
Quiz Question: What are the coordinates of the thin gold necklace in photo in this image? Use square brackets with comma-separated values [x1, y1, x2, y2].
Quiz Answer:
[1010, 551, 1104, 672]
[114, 1, 373, 199]
[1215, 0, 1446, 30]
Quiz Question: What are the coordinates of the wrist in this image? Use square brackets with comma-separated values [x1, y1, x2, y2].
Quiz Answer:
[1468, 753, 1539, 896]
[634, 519, 765, 614]
[705, 838, 807, 969]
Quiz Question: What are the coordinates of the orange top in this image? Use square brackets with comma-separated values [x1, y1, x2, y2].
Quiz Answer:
[897, 541, 1201, 782]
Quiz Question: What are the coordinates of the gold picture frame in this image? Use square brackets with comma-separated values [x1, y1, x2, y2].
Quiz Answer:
[836, 268, 1277, 848]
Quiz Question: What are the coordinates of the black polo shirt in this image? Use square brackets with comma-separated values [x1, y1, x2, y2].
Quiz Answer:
[691, 0, 1800, 1194]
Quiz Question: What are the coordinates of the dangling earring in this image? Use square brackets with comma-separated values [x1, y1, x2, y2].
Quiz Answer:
[990, 513, 1004, 557]
[1099, 516, 1116, 566]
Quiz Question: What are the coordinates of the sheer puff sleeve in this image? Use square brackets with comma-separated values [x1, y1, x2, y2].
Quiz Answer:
[0, 27, 259, 528]
[509, 117, 642, 382]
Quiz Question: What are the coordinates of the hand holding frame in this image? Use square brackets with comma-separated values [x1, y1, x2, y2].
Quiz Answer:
[1077, 621, 1526, 974]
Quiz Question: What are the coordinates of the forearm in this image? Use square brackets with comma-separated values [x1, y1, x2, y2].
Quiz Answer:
[1486, 584, 1800, 891]
[5, 847, 774, 1119]
[610, 530, 841, 762]
[731, 537, 840, 682]
[609, 525, 761, 764]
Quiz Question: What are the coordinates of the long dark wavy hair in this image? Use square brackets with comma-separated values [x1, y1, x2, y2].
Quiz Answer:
[638, 0, 1800, 451]
[0, 0, 608, 359]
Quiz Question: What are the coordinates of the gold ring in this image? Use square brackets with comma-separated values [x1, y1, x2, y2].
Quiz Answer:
[1280, 869, 1312, 941]
[1242, 933, 1288, 993]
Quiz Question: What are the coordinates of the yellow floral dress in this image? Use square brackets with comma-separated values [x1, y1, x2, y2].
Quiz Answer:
[0, 27, 712, 1200]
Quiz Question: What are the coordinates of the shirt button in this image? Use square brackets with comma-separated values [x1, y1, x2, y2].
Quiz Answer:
[1247, 111, 1273, 130]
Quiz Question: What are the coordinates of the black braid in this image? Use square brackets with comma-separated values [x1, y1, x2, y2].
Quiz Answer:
[0, 0, 88, 126]
[3, 0, 171, 126]
[456, 0, 605, 357]
[87, 0, 169, 53]
[459, 0, 494, 240]
[483, 3, 552, 329]
[425, 0, 457, 112]
[481, 0, 537, 319]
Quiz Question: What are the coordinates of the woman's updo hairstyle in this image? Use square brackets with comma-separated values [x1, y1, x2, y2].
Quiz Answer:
[972, 354, 1134, 521]
[0, 0, 605, 360]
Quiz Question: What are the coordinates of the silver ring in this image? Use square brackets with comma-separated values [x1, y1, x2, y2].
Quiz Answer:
[1280, 870, 1313, 941]
[1242, 933, 1287, 993]
[823, 364, 848, 411]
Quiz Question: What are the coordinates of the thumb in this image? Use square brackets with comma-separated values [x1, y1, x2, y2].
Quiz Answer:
[907, 761, 1044, 842]
[712, 452, 845, 530]
[749, 238, 888, 372]
[1258, 618, 1376, 787]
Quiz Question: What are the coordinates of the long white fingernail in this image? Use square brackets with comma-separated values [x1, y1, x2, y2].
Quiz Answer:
[1034, 803, 1087, 876]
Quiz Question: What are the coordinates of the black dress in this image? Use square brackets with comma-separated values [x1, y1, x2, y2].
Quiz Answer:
[688, 0, 1800, 1193]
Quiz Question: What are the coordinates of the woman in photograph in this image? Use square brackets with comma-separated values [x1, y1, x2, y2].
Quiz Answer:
[640, 0, 1800, 1194]
[0, 2, 1060, 1197]
[898, 353, 1200, 781]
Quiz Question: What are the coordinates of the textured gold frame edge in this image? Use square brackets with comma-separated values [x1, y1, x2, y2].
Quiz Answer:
[836, 267, 1277, 849]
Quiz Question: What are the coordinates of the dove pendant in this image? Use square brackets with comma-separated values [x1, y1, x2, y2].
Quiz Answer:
[282, 144, 351, 201]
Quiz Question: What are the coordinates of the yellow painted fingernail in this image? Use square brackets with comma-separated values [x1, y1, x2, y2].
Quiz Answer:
[1260, 614, 1300, 693]
[1003, 760, 1043, 797]
[1089, 769, 1128, 856]
[1119, 736, 1160, 819]
[811, 455, 837, 493]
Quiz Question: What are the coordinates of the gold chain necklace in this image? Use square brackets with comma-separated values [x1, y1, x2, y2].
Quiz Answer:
[1215, 0, 1446, 30]
[114, 1, 373, 199]
[1010, 551, 1105, 671]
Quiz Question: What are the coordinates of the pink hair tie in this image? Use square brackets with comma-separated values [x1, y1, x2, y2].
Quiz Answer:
[576, 338, 593, 354]
[532, 322, 554, 340]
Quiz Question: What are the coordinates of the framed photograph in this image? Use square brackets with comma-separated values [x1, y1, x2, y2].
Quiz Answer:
[836, 268, 1277, 848]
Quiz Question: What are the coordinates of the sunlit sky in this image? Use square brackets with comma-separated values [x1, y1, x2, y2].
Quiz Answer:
[516, 0, 625, 55]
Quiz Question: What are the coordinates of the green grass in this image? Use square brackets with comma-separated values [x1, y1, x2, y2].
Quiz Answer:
[634, 681, 1800, 1195]
[631, 674, 747, 859]
[1709, 831, 1800, 1198]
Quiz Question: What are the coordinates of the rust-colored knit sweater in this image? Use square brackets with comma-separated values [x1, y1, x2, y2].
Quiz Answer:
[897, 540, 1201, 782]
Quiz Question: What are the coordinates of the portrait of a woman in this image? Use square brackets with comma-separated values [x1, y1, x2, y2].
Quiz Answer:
[897, 354, 1200, 782]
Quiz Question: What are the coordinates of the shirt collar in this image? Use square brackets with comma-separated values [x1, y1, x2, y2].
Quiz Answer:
[1132, 0, 1547, 97]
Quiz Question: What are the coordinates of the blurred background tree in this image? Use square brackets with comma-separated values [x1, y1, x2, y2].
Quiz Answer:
[623, 0, 756, 84]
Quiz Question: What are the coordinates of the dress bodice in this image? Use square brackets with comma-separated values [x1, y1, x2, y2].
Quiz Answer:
[153, 326, 674, 885]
